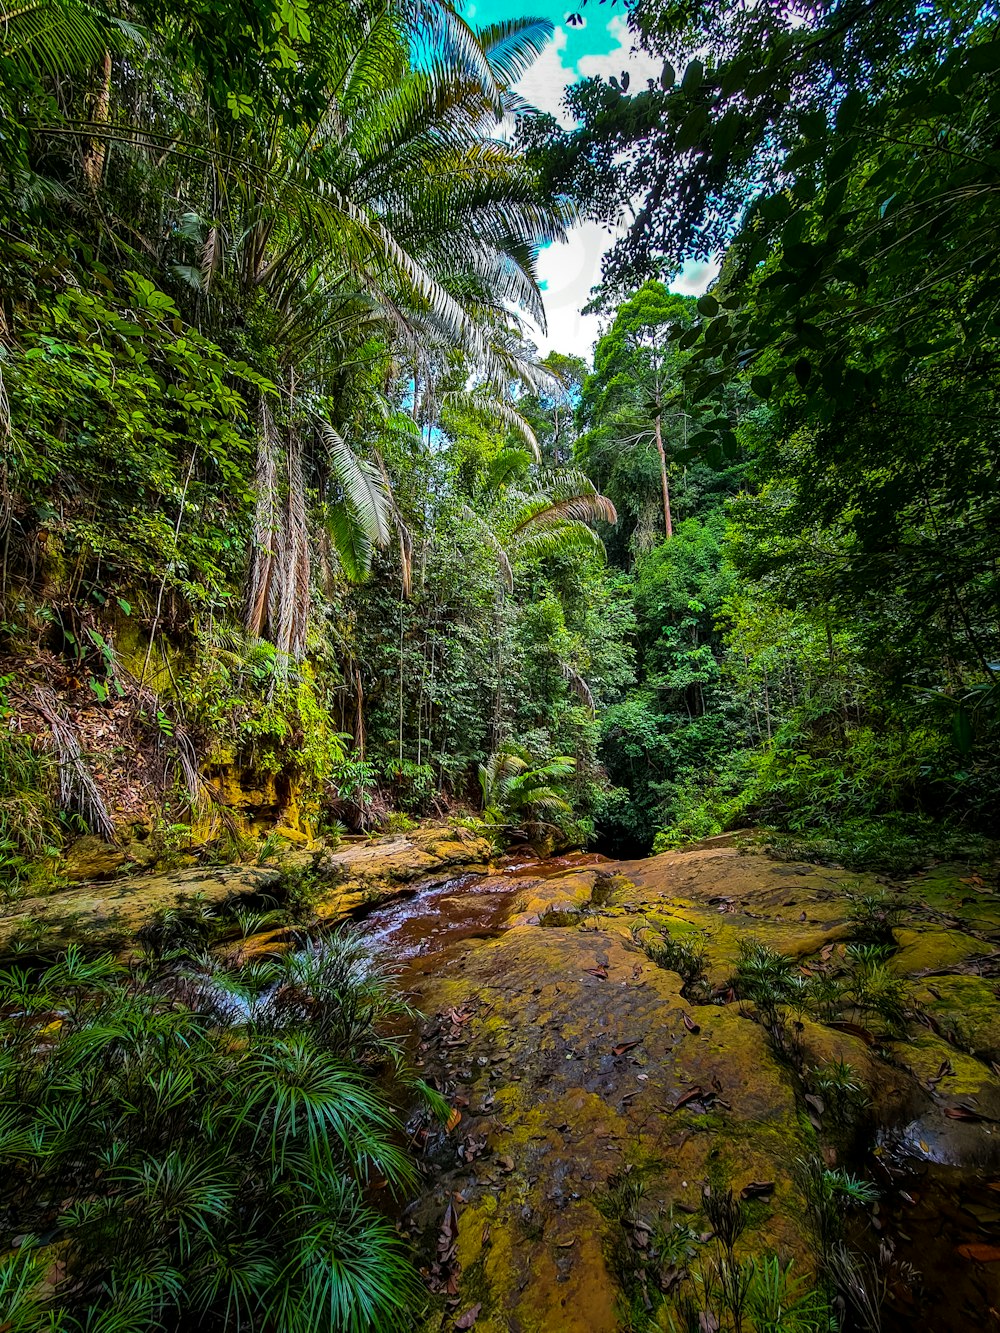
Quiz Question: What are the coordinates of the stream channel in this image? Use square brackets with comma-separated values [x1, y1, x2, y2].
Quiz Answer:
[354, 845, 1000, 1332]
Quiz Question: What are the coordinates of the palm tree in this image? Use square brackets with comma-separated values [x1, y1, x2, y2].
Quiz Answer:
[474, 448, 618, 592]
[6, 1, 571, 661]
[179, 5, 570, 658]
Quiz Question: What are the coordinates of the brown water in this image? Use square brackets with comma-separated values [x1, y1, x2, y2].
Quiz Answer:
[357, 851, 609, 985]
[863, 1125, 1000, 1329]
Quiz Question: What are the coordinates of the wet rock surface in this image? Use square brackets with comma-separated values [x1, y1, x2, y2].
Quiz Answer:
[0, 823, 491, 954]
[361, 841, 1000, 1331]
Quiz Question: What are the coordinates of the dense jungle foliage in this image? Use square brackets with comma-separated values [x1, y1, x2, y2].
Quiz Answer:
[2, 0, 999, 1327]
[1, 0, 997, 883]
[525, 0, 1000, 865]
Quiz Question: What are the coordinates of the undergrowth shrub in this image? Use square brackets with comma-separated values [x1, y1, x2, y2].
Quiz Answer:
[0, 694, 64, 897]
[0, 936, 427, 1332]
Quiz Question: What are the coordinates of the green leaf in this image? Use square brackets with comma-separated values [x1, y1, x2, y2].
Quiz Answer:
[835, 90, 865, 133]
[952, 708, 973, 756]
[696, 294, 719, 317]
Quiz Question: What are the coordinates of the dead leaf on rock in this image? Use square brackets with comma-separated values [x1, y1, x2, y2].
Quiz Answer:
[682, 1013, 700, 1034]
[945, 1105, 984, 1121]
[446, 1108, 462, 1133]
[958, 1243, 1000, 1262]
[671, 1085, 707, 1112]
[825, 1020, 876, 1046]
[438, 1201, 460, 1262]
[455, 1303, 482, 1328]
[585, 965, 609, 979]
[612, 1039, 642, 1056]
[927, 1059, 954, 1088]
[497, 1154, 515, 1172]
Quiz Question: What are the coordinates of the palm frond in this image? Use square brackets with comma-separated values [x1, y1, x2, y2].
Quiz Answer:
[444, 389, 539, 458]
[476, 18, 554, 86]
[2, 0, 145, 80]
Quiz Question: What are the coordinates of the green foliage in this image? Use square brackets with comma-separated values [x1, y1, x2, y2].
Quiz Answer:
[526, 0, 1000, 865]
[0, 937, 424, 1331]
[478, 746, 578, 834]
[0, 681, 64, 896]
[800, 1158, 879, 1253]
[638, 924, 708, 996]
[807, 1061, 869, 1128]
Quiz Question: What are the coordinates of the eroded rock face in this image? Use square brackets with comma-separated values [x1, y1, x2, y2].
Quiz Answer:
[382, 842, 1000, 1331]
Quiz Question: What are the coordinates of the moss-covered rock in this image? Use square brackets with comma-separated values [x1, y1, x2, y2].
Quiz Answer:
[0, 822, 492, 955]
[393, 840, 1000, 1328]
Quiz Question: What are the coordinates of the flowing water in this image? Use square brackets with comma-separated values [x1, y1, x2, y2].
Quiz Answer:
[357, 851, 609, 982]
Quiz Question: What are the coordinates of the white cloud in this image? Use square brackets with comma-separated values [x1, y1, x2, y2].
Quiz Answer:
[576, 16, 662, 88]
[529, 218, 612, 357]
[514, 16, 718, 359]
[516, 25, 575, 128]
[672, 259, 721, 296]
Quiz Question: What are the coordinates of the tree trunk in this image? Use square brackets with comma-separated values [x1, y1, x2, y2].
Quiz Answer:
[245, 400, 310, 660]
[82, 50, 112, 190]
[654, 413, 673, 539]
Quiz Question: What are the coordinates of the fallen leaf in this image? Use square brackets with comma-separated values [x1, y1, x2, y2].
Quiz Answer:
[613, 1039, 643, 1057]
[659, 1263, 684, 1293]
[585, 966, 609, 980]
[928, 1059, 954, 1087]
[446, 1108, 462, 1133]
[958, 1243, 1000, 1263]
[919, 1139, 931, 1155]
[682, 1013, 700, 1034]
[740, 1180, 775, 1201]
[671, 1085, 706, 1111]
[945, 1105, 983, 1121]
[455, 1303, 482, 1329]
[497, 1155, 515, 1172]
[437, 1201, 460, 1264]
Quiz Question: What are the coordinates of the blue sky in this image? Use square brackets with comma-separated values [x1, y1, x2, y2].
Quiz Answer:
[463, 1, 716, 358]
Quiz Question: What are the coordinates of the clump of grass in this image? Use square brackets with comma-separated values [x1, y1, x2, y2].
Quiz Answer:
[637, 924, 709, 997]
[0, 934, 427, 1332]
[799, 1156, 879, 1252]
[380, 811, 418, 835]
[0, 716, 65, 898]
[732, 939, 798, 1024]
[808, 1060, 869, 1126]
[847, 890, 906, 946]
